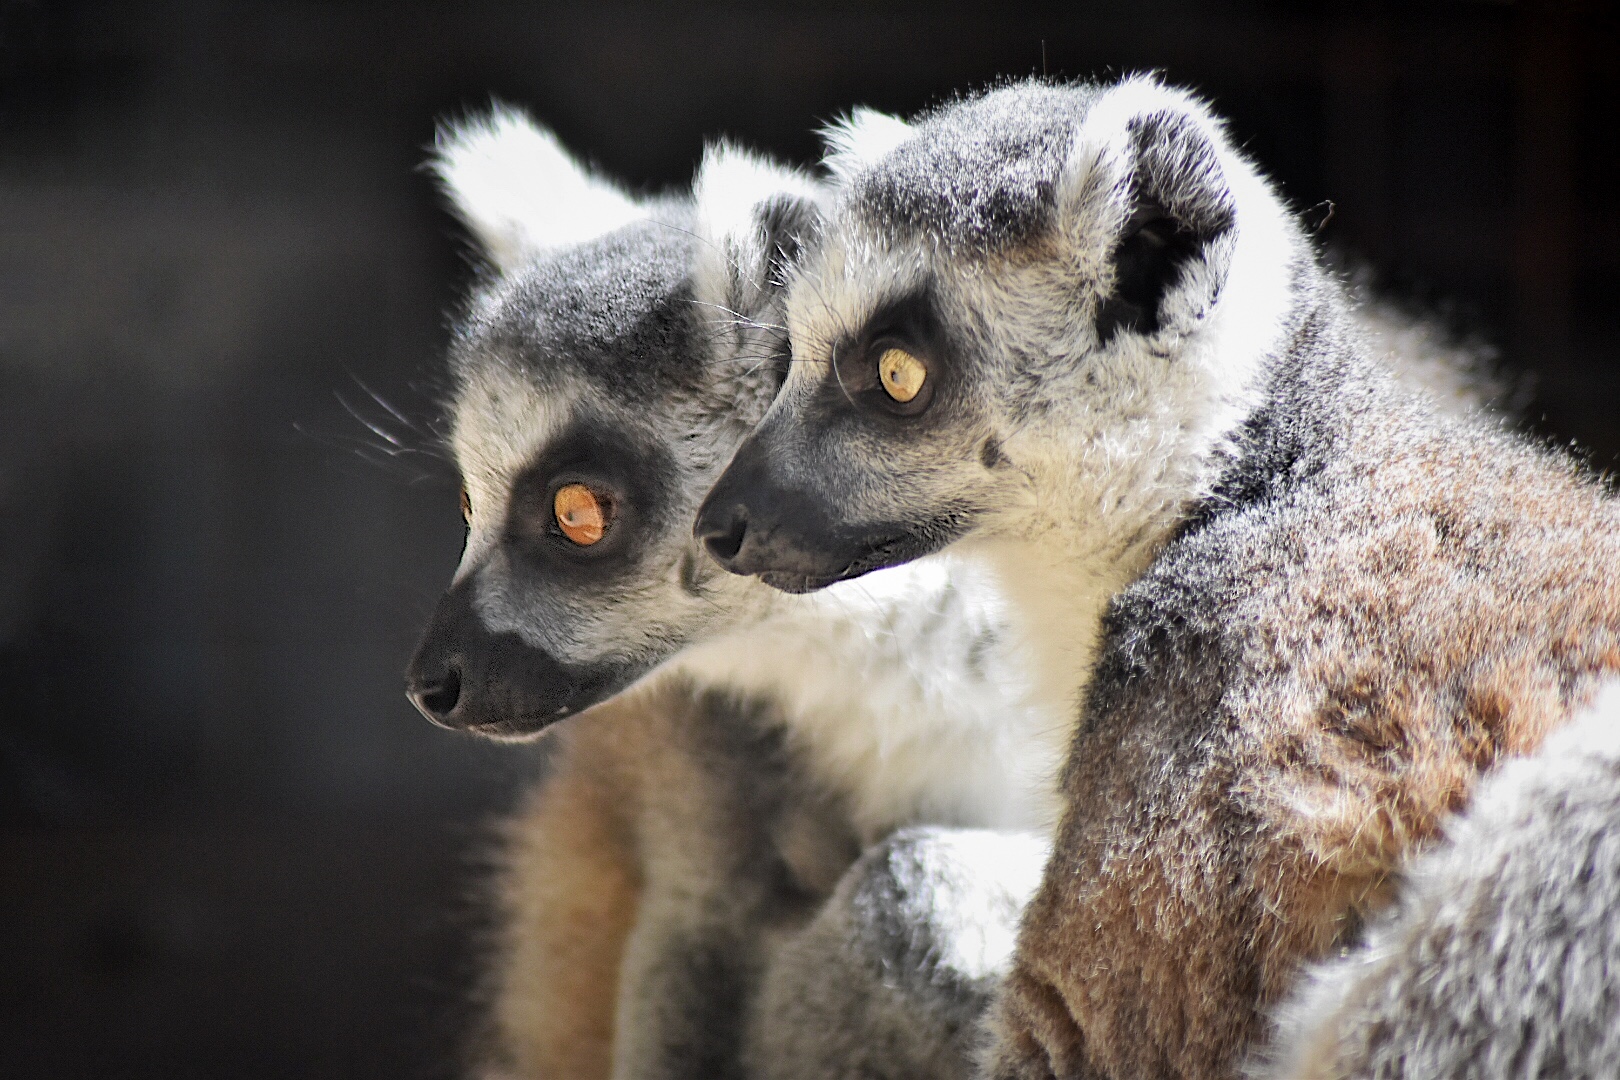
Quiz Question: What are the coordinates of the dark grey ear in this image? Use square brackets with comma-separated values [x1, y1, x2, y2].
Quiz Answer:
[753, 192, 823, 296]
[691, 143, 826, 321]
[1060, 79, 1240, 344]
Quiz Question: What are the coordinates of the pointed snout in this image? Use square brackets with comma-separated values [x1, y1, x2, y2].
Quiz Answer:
[694, 447, 841, 592]
[696, 439, 933, 594]
[694, 440, 781, 575]
[405, 578, 628, 738]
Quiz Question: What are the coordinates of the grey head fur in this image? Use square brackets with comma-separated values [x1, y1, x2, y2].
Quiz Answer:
[406, 107, 823, 737]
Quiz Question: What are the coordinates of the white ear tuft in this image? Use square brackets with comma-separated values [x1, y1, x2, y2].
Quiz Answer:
[819, 107, 915, 185]
[431, 106, 646, 271]
[691, 143, 825, 315]
[693, 143, 822, 257]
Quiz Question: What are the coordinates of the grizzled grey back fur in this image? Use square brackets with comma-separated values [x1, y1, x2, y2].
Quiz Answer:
[1261, 682, 1620, 1080]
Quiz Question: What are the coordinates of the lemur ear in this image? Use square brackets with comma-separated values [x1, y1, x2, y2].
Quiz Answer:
[1060, 78, 1240, 344]
[820, 107, 915, 185]
[690, 143, 825, 319]
[431, 106, 646, 271]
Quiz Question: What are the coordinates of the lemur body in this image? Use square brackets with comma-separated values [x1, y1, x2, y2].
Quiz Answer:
[698, 78, 1620, 1079]
[411, 111, 1058, 1080]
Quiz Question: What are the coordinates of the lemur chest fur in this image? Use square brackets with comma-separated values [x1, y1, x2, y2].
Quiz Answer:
[676, 555, 1069, 841]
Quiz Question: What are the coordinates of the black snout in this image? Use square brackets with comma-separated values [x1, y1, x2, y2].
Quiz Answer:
[405, 577, 631, 738]
[694, 452, 844, 590]
[407, 655, 463, 724]
[696, 501, 750, 565]
[696, 440, 947, 594]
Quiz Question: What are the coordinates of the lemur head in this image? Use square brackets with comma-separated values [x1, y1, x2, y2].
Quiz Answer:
[406, 108, 821, 738]
[697, 77, 1301, 592]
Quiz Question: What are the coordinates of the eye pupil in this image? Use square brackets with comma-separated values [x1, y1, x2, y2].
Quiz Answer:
[554, 483, 608, 546]
[878, 348, 926, 404]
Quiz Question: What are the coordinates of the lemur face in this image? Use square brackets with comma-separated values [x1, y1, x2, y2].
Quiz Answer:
[406, 110, 821, 738]
[699, 78, 1292, 591]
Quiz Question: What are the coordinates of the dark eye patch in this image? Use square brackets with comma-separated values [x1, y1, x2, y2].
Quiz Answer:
[503, 417, 678, 583]
[826, 287, 950, 422]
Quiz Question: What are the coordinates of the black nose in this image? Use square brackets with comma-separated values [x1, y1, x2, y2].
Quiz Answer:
[406, 659, 463, 726]
[405, 577, 636, 738]
[697, 502, 749, 566]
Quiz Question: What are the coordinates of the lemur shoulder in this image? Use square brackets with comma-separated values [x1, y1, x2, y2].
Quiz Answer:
[1264, 680, 1620, 1079]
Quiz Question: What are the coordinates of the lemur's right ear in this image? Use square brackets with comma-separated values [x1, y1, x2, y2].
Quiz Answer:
[431, 106, 645, 271]
[820, 107, 915, 185]
[1058, 78, 1243, 345]
[690, 143, 825, 320]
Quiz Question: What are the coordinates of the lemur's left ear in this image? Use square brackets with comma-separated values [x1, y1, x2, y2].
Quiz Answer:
[690, 143, 825, 319]
[1059, 78, 1241, 344]
[431, 106, 645, 271]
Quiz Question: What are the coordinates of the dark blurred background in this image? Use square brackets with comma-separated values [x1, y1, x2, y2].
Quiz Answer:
[0, 1, 1614, 1076]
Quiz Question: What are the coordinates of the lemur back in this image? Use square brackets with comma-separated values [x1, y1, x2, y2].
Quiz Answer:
[698, 77, 1620, 1080]
[415, 109, 1055, 1080]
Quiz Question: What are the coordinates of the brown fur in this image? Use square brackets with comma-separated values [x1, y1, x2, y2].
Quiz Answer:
[480, 697, 644, 1080]
[990, 382, 1620, 1079]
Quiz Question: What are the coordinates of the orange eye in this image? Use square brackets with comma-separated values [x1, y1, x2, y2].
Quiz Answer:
[878, 347, 927, 403]
[554, 483, 609, 546]
[459, 486, 472, 524]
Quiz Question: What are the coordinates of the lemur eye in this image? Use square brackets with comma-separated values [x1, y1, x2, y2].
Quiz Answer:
[554, 483, 611, 546]
[459, 485, 472, 524]
[878, 348, 927, 403]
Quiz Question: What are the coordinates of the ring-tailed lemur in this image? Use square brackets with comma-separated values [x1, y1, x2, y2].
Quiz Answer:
[412, 108, 1057, 1080]
[1261, 679, 1620, 1079]
[696, 76, 1620, 1080]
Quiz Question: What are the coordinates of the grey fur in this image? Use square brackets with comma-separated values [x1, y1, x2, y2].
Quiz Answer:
[748, 828, 1049, 1080]
[847, 84, 1095, 253]
[453, 206, 707, 404]
[1261, 682, 1620, 1080]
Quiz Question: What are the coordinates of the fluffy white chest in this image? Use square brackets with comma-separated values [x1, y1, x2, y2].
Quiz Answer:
[676, 556, 1069, 841]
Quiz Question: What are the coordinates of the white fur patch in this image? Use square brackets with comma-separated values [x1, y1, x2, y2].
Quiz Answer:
[676, 555, 1070, 839]
[449, 361, 573, 579]
[432, 106, 646, 270]
[897, 828, 1050, 980]
[690, 143, 825, 315]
